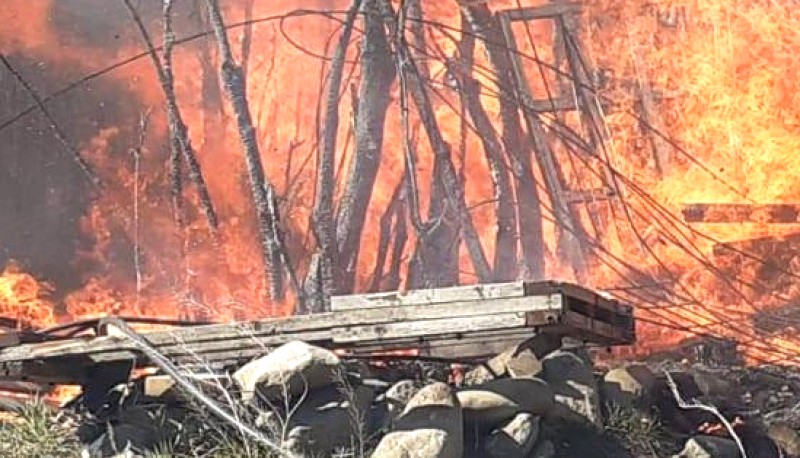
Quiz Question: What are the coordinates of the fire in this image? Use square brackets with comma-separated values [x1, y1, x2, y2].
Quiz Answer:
[0, 261, 57, 329]
[0, 0, 799, 370]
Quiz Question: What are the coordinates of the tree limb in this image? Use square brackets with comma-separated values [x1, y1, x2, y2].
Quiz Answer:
[306, 0, 362, 312]
[122, 0, 220, 237]
[334, 0, 396, 294]
[202, 0, 298, 303]
[460, 4, 546, 280]
[382, 0, 493, 284]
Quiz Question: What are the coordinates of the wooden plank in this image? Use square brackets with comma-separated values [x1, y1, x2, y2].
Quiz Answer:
[0, 294, 562, 363]
[527, 96, 578, 112]
[683, 203, 800, 224]
[504, 2, 581, 21]
[331, 281, 525, 311]
[0, 327, 19, 349]
[332, 313, 527, 343]
[0, 282, 634, 383]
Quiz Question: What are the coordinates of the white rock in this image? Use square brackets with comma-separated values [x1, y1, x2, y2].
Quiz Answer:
[458, 377, 553, 431]
[233, 341, 341, 403]
[372, 382, 463, 458]
[541, 350, 602, 427]
[672, 435, 740, 458]
[485, 413, 541, 458]
[602, 364, 656, 407]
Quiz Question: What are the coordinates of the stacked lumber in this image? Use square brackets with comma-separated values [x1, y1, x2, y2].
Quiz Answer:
[0, 281, 634, 385]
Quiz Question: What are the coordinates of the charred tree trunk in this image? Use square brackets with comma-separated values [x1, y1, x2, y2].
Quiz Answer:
[445, 16, 518, 282]
[335, 0, 396, 294]
[404, 0, 460, 289]
[123, 0, 220, 236]
[203, 0, 300, 303]
[304, 0, 362, 313]
[369, 179, 407, 292]
[382, 0, 493, 284]
[193, 0, 225, 153]
[461, 4, 546, 281]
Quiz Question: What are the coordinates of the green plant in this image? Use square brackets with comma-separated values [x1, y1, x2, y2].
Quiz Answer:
[0, 400, 81, 458]
[604, 403, 675, 457]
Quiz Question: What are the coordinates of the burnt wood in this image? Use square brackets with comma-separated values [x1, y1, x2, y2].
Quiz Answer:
[0, 282, 634, 384]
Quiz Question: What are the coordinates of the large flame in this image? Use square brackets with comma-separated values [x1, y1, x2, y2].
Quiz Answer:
[0, 0, 799, 369]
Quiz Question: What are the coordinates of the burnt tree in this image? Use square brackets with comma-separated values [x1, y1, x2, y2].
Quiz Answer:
[304, 0, 362, 313]
[404, 0, 462, 289]
[380, 0, 493, 284]
[461, 4, 546, 280]
[334, 0, 396, 294]
[203, 0, 299, 302]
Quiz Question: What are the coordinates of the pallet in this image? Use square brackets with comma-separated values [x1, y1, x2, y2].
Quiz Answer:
[0, 281, 634, 384]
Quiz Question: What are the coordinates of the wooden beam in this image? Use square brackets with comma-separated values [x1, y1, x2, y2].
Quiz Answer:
[0, 282, 634, 383]
[683, 204, 800, 224]
[504, 2, 582, 21]
[332, 281, 526, 311]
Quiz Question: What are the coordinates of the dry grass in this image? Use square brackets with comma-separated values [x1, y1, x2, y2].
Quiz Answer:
[603, 402, 676, 457]
[0, 400, 81, 458]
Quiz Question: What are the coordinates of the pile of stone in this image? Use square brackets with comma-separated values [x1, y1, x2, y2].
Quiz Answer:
[74, 337, 800, 458]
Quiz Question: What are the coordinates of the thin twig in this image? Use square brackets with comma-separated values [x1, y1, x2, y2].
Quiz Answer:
[99, 317, 295, 458]
[203, 0, 300, 304]
[131, 110, 151, 311]
[664, 372, 748, 458]
[122, 0, 220, 237]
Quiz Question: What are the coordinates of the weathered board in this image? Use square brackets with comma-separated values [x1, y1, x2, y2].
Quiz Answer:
[331, 281, 527, 311]
[683, 203, 800, 224]
[0, 281, 635, 384]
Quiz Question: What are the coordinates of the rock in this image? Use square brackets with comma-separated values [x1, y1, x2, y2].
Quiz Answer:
[81, 406, 184, 457]
[232, 341, 341, 403]
[485, 413, 541, 458]
[541, 350, 602, 427]
[372, 382, 463, 458]
[458, 378, 554, 430]
[464, 335, 561, 385]
[691, 368, 737, 402]
[768, 423, 800, 457]
[530, 439, 556, 458]
[457, 389, 521, 428]
[602, 364, 656, 408]
[479, 378, 555, 416]
[672, 435, 740, 458]
[385, 380, 419, 418]
[142, 373, 227, 404]
[283, 384, 374, 456]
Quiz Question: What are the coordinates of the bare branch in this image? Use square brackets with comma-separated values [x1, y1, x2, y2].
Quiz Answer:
[122, 0, 220, 236]
[383, 0, 493, 284]
[442, 16, 518, 281]
[203, 0, 299, 303]
[664, 372, 748, 458]
[99, 317, 295, 458]
[460, 4, 546, 280]
[0, 55, 100, 187]
[307, 0, 363, 312]
[335, 0, 396, 293]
